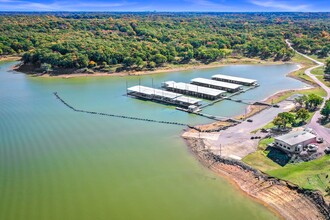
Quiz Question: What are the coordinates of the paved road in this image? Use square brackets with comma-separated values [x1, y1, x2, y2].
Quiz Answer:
[286, 40, 330, 143]
[210, 100, 296, 159]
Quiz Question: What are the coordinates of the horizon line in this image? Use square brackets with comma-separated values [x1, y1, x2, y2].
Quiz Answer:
[0, 11, 329, 13]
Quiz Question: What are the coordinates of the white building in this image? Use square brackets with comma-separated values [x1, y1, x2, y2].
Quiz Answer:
[274, 130, 317, 153]
[191, 78, 243, 92]
[127, 85, 202, 107]
[212, 74, 257, 86]
[162, 81, 226, 100]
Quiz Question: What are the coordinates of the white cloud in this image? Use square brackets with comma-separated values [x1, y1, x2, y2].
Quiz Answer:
[249, 0, 310, 11]
[0, 0, 136, 11]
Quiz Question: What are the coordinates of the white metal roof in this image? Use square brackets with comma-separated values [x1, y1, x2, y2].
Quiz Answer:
[191, 78, 243, 90]
[173, 96, 201, 105]
[163, 81, 226, 96]
[212, 74, 257, 84]
[275, 131, 316, 146]
[128, 85, 181, 99]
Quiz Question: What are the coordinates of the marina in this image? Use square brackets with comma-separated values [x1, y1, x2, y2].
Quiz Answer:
[212, 74, 258, 86]
[127, 85, 202, 108]
[191, 77, 243, 92]
[128, 74, 260, 113]
[162, 81, 226, 100]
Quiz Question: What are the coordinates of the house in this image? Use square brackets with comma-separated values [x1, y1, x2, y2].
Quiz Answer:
[274, 130, 317, 153]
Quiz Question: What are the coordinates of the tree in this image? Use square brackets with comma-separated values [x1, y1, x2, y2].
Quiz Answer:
[274, 112, 295, 129]
[40, 63, 52, 72]
[325, 59, 330, 79]
[152, 54, 167, 66]
[88, 60, 96, 67]
[123, 57, 136, 67]
[273, 116, 285, 129]
[307, 94, 323, 110]
[296, 108, 309, 122]
[321, 99, 330, 120]
[295, 95, 308, 108]
[148, 61, 156, 69]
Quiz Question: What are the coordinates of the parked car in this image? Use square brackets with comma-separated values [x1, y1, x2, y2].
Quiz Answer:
[261, 128, 268, 133]
[317, 137, 324, 143]
[247, 119, 253, 122]
[324, 147, 330, 154]
[307, 144, 318, 152]
[273, 104, 280, 108]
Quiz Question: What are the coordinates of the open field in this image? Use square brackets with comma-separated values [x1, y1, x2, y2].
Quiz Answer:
[311, 66, 330, 88]
[268, 155, 330, 195]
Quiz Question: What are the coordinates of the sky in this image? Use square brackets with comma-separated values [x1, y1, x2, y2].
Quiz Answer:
[0, 0, 329, 12]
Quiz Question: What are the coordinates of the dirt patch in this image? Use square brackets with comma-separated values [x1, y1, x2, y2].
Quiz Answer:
[0, 55, 21, 62]
[184, 137, 330, 220]
[192, 120, 235, 132]
[235, 105, 269, 120]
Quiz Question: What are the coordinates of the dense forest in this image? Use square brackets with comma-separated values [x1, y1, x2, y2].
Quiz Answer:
[0, 12, 329, 74]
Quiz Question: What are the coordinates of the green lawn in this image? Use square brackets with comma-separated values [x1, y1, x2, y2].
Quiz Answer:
[309, 55, 329, 63]
[311, 66, 325, 76]
[291, 53, 315, 65]
[242, 150, 281, 172]
[242, 138, 282, 172]
[268, 155, 330, 194]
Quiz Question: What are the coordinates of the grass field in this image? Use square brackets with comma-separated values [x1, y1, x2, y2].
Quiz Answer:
[268, 155, 330, 194]
[242, 138, 282, 172]
[309, 55, 328, 63]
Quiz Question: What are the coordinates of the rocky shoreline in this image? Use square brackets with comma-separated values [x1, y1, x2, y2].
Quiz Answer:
[184, 137, 330, 220]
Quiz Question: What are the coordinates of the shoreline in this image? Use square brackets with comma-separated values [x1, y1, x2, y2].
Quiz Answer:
[184, 137, 330, 220]
[0, 55, 21, 62]
[14, 58, 291, 79]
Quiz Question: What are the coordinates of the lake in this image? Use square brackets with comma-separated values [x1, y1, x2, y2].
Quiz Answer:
[0, 61, 308, 220]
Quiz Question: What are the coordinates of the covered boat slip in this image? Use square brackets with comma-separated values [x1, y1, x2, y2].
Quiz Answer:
[191, 78, 243, 92]
[212, 74, 257, 86]
[162, 81, 226, 100]
[127, 85, 202, 107]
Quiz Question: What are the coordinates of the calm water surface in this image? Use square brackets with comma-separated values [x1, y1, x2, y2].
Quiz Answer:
[0, 61, 307, 220]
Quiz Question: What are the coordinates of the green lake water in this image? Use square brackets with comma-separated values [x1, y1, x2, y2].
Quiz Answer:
[0, 61, 308, 220]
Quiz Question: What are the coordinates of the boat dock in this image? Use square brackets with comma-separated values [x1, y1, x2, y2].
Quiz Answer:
[191, 78, 243, 92]
[127, 85, 202, 108]
[162, 81, 226, 100]
[212, 74, 258, 86]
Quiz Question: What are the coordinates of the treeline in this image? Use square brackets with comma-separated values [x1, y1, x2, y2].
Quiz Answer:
[0, 12, 329, 73]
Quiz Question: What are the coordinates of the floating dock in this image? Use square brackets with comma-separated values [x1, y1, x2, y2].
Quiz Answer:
[191, 78, 243, 93]
[127, 85, 202, 108]
[162, 81, 226, 100]
[212, 74, 257, 86]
